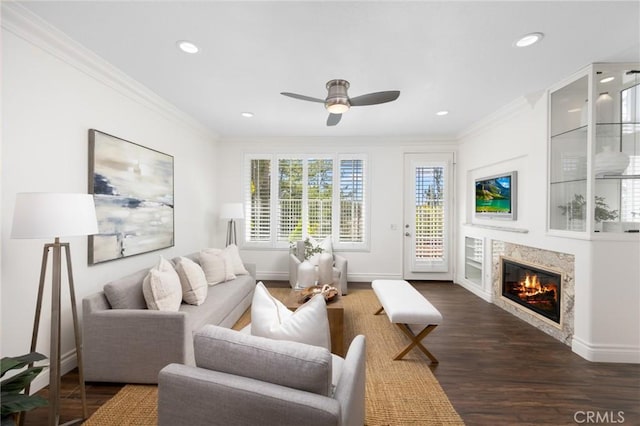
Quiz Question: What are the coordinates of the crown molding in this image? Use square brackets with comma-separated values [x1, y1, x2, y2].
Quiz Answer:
[1, 1, 219, 141]
[456, 95, 534, 142]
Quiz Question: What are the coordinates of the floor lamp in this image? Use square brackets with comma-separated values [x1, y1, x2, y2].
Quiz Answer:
[220, 203, 244, 246]
[11, 193, 98, 426]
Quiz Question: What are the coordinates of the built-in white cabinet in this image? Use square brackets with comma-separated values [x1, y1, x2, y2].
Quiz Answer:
[549, 63, 640, 236]
[464, 236, 483, 286]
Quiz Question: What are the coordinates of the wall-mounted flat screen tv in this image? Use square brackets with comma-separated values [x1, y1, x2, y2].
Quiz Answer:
[475, 171, 517, 220]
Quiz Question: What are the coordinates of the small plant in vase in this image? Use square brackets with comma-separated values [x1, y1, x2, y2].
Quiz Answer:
[290, 238, 325, 290]
[558, 194, 618, 229]
[289, 238, 324, 260]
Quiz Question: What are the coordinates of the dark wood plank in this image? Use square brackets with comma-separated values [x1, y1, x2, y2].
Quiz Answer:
[22, 369, 123, 425]
[406, 281, 640, 426]
[24, 280, 640, 425]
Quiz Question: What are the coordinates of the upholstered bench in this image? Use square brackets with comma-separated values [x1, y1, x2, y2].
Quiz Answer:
[371, 279, 443, 363]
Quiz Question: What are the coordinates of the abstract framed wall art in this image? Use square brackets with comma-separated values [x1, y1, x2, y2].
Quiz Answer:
[88, 129, 174, 264]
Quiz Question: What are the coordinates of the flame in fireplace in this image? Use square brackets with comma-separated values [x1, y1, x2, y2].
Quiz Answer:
[518, 273, 557, 301]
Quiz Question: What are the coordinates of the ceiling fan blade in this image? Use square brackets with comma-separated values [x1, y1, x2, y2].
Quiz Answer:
[281, 92, 325, 103]
[350, 90, 400, 106]
[327, 113, 342, 126]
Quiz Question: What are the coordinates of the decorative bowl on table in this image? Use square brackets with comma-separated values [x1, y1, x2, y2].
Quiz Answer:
[298, 284, 339, 304]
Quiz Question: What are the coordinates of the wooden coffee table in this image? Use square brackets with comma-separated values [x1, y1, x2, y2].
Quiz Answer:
[282, 289, 345, 357]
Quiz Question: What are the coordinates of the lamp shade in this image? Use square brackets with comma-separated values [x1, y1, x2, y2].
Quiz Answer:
[11, 192, 99, 239]
[220, 203, 244, 220]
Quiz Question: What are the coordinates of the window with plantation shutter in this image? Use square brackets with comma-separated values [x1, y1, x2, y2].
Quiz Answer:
[307, 159, 333, 240]
[339, 158, 365, 243]
[244, 154, 368, 249]
[277, 159, 303, 242]
[246, 158, 271, 242]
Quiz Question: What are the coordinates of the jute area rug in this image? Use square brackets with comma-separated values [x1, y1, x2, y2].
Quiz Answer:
[84, 288, 463, 425]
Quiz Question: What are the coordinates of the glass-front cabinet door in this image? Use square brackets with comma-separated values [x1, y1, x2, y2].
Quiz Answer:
[548, 63, 640, 236]
[549, 75, 589, 232]
[593, 67, 640, 233]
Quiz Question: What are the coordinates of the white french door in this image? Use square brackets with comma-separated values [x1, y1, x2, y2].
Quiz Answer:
[403, 153, 454, 280]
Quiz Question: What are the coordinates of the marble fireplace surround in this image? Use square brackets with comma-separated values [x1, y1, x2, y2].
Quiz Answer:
[492, 241, 575, 345]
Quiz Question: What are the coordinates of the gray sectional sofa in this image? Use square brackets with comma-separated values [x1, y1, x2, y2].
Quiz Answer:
[82, 253, 256, 384]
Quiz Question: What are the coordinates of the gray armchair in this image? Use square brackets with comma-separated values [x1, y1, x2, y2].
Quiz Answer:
[158, 325, 366, 426]
[289, 240, 348, 294]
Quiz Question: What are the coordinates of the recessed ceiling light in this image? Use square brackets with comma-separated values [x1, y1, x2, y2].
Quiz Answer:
[177, 40, 199, 54]
[514, 32, 544, 48]
[436, 110, 449, 116]
[567, 108, 582, 113]
[241, 112, 254, 118]
[600, 76, 615, 83]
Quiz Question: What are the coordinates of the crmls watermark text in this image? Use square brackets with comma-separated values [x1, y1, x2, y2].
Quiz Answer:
[574, 411, 625, 424]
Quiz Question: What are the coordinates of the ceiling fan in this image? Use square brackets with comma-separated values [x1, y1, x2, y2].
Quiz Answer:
[281, 79, 400, 126]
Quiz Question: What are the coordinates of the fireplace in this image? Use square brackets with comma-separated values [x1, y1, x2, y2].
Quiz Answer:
[501, 258, 562, 324]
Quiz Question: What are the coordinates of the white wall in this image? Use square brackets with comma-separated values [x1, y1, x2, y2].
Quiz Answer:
[215, 137, 457, 282]
[1, 12, 219, 381]
[456, 94, 639, 363]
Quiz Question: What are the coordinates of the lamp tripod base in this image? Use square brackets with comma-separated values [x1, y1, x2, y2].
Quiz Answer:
[225, 219, 237, 246]
[21, 239, 87, 426]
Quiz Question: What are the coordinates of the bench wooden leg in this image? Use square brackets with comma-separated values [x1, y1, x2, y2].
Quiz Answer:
[374, 306, 384, 315]
[393, 323, 439, 363]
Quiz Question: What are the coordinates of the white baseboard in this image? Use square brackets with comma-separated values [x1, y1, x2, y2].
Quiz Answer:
[572, 336, 640, 364]
[455, 279, 493, 302]
[347, 272, 402, 282]
[29, 348, 79, 394]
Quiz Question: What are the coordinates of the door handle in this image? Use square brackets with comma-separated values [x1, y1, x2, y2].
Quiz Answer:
[405, 232, 411, 237]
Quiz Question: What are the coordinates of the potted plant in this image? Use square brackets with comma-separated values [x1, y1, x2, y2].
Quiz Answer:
[1, 352, 48, 426]
[558, 194, 618, 230]
[289, 237, 324, 260]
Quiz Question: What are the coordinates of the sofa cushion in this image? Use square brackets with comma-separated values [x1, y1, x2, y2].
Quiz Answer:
[251, 282, 331, 351]
[200, 248, 236, 285]
[103, 268, 149, 309]
[223, 244, 249, 275]
[194, 325, 333, 396]
[180, 274, 256, 331]
[142, 257, 182, 311]
[175, 257, 208, 305]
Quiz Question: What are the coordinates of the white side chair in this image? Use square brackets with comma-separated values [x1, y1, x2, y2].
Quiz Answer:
[289, 240, 348, 295]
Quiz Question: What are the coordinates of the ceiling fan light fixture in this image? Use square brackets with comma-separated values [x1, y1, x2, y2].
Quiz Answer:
[281, 78, 399, 126]
[325, 79, 351, 113]
[326, 100, 350, 114]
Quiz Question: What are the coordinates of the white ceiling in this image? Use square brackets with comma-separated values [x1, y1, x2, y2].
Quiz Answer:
[17, 1, 640, 139]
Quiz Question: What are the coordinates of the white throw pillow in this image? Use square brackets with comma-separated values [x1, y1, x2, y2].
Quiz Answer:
[319, 236, 333, 256]
[142, 257, 182, 311]
[174, 257, 208, 305]
[251, 282, 331, 350]
[223, 244, 249, 275]
[307, 236, 333, 266]
[200, 248, 236, 285]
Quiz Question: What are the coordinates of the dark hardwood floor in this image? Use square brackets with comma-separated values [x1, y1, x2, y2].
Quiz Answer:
[23, 281, 639, 425]
[410, 281, 640, 426]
